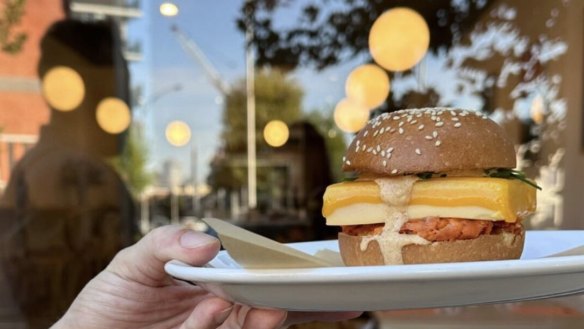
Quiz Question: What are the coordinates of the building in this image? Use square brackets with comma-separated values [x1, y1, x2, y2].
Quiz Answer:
[0, 0, 143, 193]
[67, 0, 143, 61]
[0, 0, 64, 191]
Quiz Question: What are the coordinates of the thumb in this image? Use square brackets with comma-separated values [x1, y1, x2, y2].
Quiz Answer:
[107, 225, 220, 286]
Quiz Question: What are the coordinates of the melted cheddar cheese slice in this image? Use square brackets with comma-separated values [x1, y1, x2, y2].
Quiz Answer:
[323, 177, 536, 225]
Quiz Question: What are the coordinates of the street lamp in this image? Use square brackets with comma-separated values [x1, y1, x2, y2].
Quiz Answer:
[160, 1, 179, 17]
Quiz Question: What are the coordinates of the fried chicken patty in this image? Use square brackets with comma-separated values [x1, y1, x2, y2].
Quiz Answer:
[341, 217, 523, 242]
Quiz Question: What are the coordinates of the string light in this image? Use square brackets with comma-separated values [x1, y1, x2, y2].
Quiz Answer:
[95, 97, 131, 134]
[334, 98, 369, 133]
[345, 64, 390, 110]
[165, 120, 191, 146]
[369, 7, 430, 72]
[42, 66, 85, 111]
[263, 120, 289, 147]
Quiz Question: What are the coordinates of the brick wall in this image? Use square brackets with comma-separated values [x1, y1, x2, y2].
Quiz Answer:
[0, 0, 64, 189]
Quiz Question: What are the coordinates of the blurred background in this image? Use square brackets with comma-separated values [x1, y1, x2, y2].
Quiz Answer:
[0, 0, 583, 328]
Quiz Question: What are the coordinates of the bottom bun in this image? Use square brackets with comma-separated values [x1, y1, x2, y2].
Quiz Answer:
[338, 231, 525, 266]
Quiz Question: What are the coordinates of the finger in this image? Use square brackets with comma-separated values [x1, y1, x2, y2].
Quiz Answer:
[107, 225, 221, 285]
[284, 311, 363, 326]
[242, 308, 287, 329]
[181, 297, 233, 329]
[219, 305, 287, 329]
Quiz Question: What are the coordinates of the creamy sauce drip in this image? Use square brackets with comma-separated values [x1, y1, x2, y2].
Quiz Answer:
[376, 176, 419, 206]
[360, 176, 430, 264]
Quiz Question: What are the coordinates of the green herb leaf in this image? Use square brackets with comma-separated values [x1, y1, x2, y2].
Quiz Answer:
[341, 175, 357, 182]
[416, 172, 434, 180]
[485, 168, 542, 190]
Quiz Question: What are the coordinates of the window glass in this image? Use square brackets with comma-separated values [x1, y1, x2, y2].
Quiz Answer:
[0, 0, 582, 328]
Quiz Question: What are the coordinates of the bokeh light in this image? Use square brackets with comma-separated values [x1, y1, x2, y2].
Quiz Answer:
[166, 121, 191, 147]
[263, 120, 289, 147]
[345, 64, 390, 110]
[160, 2, 179, 17]
[333, 98, 370, 133]
[42, 66, 85, 112]
[96, 97, 131, 134]
[369, 7, 430, 72]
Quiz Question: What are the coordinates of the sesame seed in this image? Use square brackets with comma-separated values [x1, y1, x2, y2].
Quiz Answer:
[418, 124, 425, 130]
[432, 131, 438, 138]
[415, 148, 421, 155]
[435, 140, 442, 146]
[373, 150, 377, 155]
[342, 156, 346, 162]
[386, 153, 392, 159]
[451, 117, 459, 121]
[363, 131, 368, 136]
[383, 160, 387, 167]
[346, 160, 351, 165]
[399, 121, 404, 127]
[381, 151, 386, 157]
[393, 116, 400, 121]
[435, 122, 444, 127]
[373, 130, 379, 137]
[376, 145, 381, 152]
[380, 127, 385, 134]
[425, 135, 433, 140]
[399, 128, 404, 134]
[391, 169, 398, 174]
[454, 122, 462, 128]
[450, 111, 458, 116]
[388, 147, 394, 153]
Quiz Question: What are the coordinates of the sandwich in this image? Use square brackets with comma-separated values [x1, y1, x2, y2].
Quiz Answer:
[322, 108, 538, 266]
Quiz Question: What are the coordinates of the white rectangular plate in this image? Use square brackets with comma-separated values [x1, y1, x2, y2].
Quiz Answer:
[165, 231, 584, 311]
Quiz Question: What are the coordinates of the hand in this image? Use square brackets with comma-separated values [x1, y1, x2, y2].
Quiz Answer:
[51, 225, 361, 329]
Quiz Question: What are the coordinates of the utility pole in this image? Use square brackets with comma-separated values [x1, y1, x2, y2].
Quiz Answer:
[245, 16, 257, 210]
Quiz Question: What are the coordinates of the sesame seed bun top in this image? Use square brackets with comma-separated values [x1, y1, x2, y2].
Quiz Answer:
[342, 108, 516, 175]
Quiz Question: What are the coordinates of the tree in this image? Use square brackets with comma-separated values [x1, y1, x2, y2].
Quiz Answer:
[222, 68, 303, 153]
[208, 68, 303, 191]
[237, 0, 494, 70]
[0, 0, 27, 54]
[110, 124, 153, 197]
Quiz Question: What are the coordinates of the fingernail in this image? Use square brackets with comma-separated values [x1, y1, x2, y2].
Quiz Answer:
[214, 305, 233, 324]
[179, 230, 218, 249]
